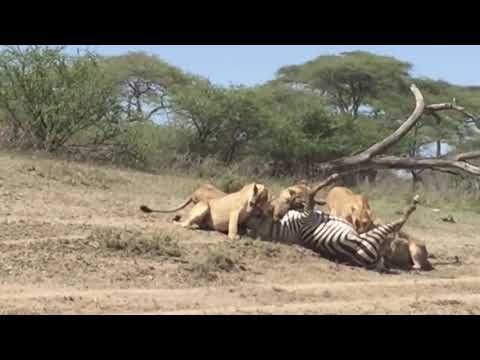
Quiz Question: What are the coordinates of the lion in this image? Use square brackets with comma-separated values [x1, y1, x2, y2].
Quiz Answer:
[268, 183, 311, 221]
[325, 186, 373, 234]
[388, 234, 433, 271]
[259, 180, 332, 222]
[245, 175, 342, 242]
[140, 181, 311, 238]
[373, 218, 433, 271]
[174, 183, 270, 240]
[140, 183, 227, 214]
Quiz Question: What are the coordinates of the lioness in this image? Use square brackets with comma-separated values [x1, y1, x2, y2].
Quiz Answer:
[325, 186, 373, 233]
[140, 183, 227, 214]
[245, 175, 342, 242]
[245, 183, 312, 237]
[388, 234, 433, 271]
[269, 183, 310, 221]
[176, 183, 270, 240]
[373, 218, 433, 271]
[141, 182, 311, 238]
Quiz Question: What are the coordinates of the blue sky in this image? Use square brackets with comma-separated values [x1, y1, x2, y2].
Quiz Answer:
[67, 45, 480, 87]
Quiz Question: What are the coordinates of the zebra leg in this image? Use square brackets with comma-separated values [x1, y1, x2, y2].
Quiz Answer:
[391, 195, 420, 232]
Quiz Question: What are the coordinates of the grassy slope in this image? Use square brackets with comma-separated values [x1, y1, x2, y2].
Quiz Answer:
[0, 150, 479, 314]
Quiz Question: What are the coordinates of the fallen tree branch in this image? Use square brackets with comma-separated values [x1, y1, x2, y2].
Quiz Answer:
[425, 168, 462, 177]
[321, 84, 425, 170]
[370, 156, 480, 176]
[362, 85, 425, 158]
[315, 84, 480, 177]
[451, 151, 480, 162]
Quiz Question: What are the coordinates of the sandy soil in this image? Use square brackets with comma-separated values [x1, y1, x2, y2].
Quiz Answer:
[0, 152, 479, 315]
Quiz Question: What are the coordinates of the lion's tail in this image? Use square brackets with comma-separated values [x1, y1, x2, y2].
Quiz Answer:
[140, 198, 193, 214]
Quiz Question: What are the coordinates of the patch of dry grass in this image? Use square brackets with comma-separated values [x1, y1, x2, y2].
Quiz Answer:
[20, 161, 131, 189]
[184, 249, 244, 282]
[87, 227, 183, 259]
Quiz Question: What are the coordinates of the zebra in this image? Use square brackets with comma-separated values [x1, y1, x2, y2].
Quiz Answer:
[245, 195, 420, 272]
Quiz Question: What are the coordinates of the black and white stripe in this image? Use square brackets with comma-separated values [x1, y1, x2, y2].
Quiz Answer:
[270, 209, 406, 270]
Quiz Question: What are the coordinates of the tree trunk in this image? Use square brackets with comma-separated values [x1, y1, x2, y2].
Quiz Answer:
[224, 141, 238, 165]
[136, 97, 142, 116]
[310, 84, 480, 179]
[436, 140, 442, 157]
[410, 170, 423, 194]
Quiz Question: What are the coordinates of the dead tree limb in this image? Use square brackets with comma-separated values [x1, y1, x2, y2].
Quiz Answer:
[320, 84, 425, 171]
[426, 103, 477, 120]
[317, 84, 480, 177]
[424, 168, 462, 177]
[426, 102, 480, 133]
[370, 156, 480, 176]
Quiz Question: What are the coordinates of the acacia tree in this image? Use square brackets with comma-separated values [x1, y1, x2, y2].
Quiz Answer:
[170, 80, 264, 164]
[274, 51, 480, 185]
[0, 45, 122, 152]
[102, 52, 192, 122]
[276, 51, 411, 118]
[253, 84, 340, 175]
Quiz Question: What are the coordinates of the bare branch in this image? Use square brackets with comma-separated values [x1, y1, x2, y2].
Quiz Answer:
[363, 84, 425, 158]
[321, 84, 425, 170]
[426, 168, 463, 177]
[370, 156, 480, 176]
[146, 105, 166, 120]
[426, 103, 477, 120]
[451, 151, 480, 162]
[427, 102, 480, 131]
[314, 84, 480, 178]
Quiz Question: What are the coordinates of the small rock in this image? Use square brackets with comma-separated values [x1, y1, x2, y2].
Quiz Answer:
[441, 215, 456, 223]
[239, 265, 247, 271]
[89, 241, 100, 249]
[322, 290, 332, 298]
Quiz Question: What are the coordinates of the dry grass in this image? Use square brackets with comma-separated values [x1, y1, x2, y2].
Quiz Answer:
[88, 228, 183, 258]
[354, 171, 480, 212]
[0, 150, 480, 314]
[184, 249, 243, 282]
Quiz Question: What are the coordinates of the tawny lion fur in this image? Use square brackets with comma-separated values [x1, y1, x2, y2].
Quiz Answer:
[326, 186, 373, 234]
[175, 183, 270, 240]
[140, 183, 227, 214]
[245, 186, 306, 240]
[373, 218, 433, 271]
[268, 183, 311, 221]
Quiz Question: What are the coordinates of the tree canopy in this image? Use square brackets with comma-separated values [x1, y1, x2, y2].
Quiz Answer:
[276, 51, 412, 118]
[0, 46, 479, 178]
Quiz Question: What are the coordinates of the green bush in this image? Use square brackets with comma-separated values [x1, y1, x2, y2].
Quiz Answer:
[0, 46, 122, 152]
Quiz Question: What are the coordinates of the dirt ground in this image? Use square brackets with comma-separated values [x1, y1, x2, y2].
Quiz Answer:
[1, 152, 479, 315]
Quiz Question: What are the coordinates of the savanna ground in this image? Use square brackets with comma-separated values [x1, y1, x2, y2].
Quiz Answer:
[0, 151, 479, 315]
